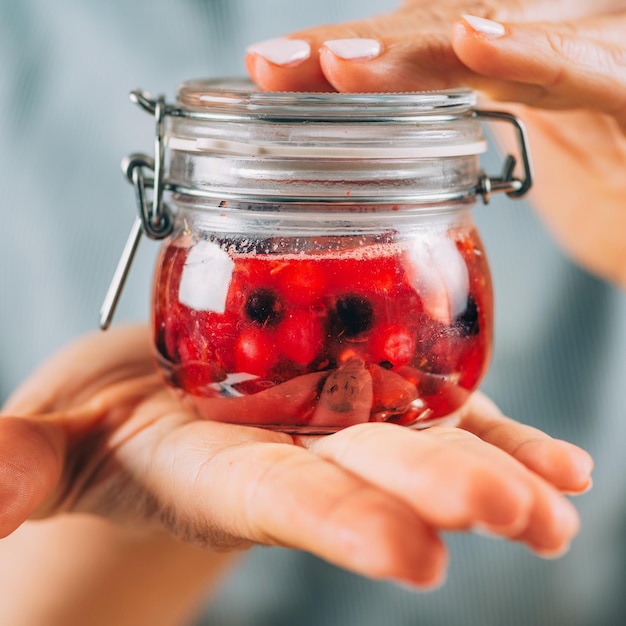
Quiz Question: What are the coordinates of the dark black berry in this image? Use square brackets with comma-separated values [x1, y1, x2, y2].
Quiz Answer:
[454, 296, 480, 336]
[335, 295, 374, 337]
[245, 289, 283, 326]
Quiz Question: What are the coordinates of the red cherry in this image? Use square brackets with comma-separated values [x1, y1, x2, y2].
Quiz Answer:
[277, 310, 325, 366]
[235, 327, 278, 377]
[369, 324, 416, 367]
[273, 260, 327, 306]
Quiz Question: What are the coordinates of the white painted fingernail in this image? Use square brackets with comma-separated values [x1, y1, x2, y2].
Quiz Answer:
[462, 15, 506, 39]
[246, 38, 311, 66]
[323, 38, 382, 61]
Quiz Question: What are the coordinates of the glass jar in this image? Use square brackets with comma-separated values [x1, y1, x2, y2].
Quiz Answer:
[101, 78, 532, 434]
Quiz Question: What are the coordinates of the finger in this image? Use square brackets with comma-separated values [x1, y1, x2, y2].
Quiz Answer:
[245, 12, 472, 93]
[0, 418, 65, 537]
[304, 422, 580, 555]
[145, 421, 447, 588]
[458, 393, 594, 494]
[246, 36, 334, 92]
[451, 14, 626, 132]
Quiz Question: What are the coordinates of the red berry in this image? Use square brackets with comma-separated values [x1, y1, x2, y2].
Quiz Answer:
[369, 324, 416, 367]
[273, 260, 327, 306]
[234, 328, 278, 377]
[370, 363, 419, 417]
[277, 310, 325, 366]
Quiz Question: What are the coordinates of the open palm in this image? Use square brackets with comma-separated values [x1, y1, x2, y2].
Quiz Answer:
[0, 325, 591, 587]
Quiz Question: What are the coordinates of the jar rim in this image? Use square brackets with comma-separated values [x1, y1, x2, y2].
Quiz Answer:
[175, 78, 477, 122]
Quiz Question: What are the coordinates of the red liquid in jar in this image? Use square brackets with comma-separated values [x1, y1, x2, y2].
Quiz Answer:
[152, 229, 492, 433]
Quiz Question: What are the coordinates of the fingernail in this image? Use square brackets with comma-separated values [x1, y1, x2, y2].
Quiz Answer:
[246, 38, 311, 66]
[323, 38, 382, 61]
[462, 15, 506, 39]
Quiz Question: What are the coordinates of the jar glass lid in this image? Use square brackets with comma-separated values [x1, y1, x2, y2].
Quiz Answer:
[167, 78, 486, 161]
[175, 78, 477, 122]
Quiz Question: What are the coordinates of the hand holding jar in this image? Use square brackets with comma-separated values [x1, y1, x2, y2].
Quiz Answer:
[247, 0, 626, 288]
[0, 326, 591, 588]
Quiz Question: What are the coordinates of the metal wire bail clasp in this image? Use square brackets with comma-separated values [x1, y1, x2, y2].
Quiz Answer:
[474, 109, 534, 204]
[99, 92, 174, 330]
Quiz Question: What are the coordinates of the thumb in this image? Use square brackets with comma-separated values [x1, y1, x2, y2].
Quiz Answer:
[451, 14, 626, 133]
[0, 417, 65, 537]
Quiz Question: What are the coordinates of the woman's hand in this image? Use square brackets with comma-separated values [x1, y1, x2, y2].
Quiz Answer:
[0, 326, 592, 588]
[246, 0, 626, 287]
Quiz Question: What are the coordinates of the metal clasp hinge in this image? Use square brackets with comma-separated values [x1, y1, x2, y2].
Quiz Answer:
[99, 92, 173, 330]
[474, 109, 534, 204]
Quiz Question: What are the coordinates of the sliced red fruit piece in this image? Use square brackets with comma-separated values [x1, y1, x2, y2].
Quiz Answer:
[189, 370, 329, 426]
[230, 378, 277, 395]
[396, 365, 471, 421]
[309, 358, 373, 427]
[369, 363, 420, 419]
